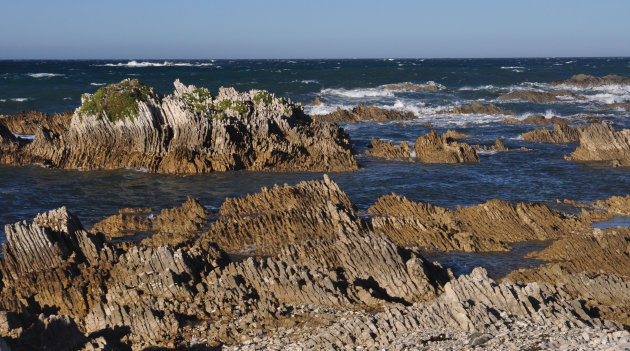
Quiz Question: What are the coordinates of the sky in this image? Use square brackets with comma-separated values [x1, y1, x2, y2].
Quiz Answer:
[1, 0, 629, 59]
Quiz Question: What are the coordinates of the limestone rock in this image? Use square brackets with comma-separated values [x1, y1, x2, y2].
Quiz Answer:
[551, 74, 630, 88]
[414, 130, 479, 163]
[438, 102, 514, 115]
[522, 123, 580, 143]
[312, 104, 415, 123]
[497, 90, 580, 103]
[367, 138, 412, 161]
[566, 123, 630, 166]
[7, 79, 357, 174]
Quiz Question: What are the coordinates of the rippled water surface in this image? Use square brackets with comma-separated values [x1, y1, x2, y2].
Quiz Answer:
[1, 59, 629, 255]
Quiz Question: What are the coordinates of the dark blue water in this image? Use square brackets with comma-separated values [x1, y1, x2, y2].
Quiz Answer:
[1, 58, 629, 232]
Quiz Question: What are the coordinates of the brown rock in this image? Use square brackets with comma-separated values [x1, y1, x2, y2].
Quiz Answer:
[312, 104, 415, 123]
[443, 129, 472, 139]
[0, 110, 73, 135]
[476, 138, 508, 151]
[383, 82, 446, 92]
[551, 74, 630, 88]
[566, 123, 630, 166]
[497, 90, 580, 103]
[309, 97, 324, 105]
[368, 138, 412, 161]
[521, 123, 580, 143]
[91, 208, 152, 240]
[414, 130, 479, 163]
[599, 102, 630, 111]
[438, 102, 514, 115]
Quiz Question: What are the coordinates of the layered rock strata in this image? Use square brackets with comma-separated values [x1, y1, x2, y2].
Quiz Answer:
[0, 79, 357, 173]
[503, 115, 570, 125]
[521, 123, 580, 143]
[566, 123, 630, 166]
[551, 74, 630, 88]
[367, 138, 412, 160]
[0, 110, 73, 135]
[312, 104, 415, 123]
[497, 90, 580, 103]
[414, 130, 479, 163]
[382, 82, 446, 91]
[438, 102, 514, 115]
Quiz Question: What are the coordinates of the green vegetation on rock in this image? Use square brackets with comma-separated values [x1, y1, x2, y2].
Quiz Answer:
[79, 79, 157, 122]
[182, 88, 213, 114]
[253, 91, 273, 106]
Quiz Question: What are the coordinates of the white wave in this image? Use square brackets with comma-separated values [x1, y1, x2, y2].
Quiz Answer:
[500, 66, 525, 69]
[300, 79, 319, 84]
[27, 73, 63, 78]
[13, 134, 35, 141]
[553, 63, 564, 66]
[321, 87, 394, 99]
[477, 149, 501, 155]
[304, 103, 353, 116]
[95, 60, 195, 68]
[565, 60, 576, 64]
[63, 97, 73, 100]
[0, 99, 5, 102]
[380, 81, 446, 91]
[90, 82, 106, 86]
[11, 98, 29, 102]
[458, 85, 496, 91]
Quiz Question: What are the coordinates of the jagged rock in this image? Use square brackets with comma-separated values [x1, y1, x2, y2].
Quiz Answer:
[442, 129, 471, 139]
[522, 123, 580, 143]
[312, 104, 415, 123]
[383, 82, 446, 92]
[309, 97, 323, 105]
[594, 194, 630, 216]
[551, 74, 630, 88]
[6, 79, 357, 174]
[0, 111, 73, 135]
[566, 123, 630, 166]
[369, 194, 589, 252]
[414, 130, 479, 163]
[476, 138, 508, 151]
[503, 115, 570, 125]
[367, 138, 412, 161]
[599, 102, 630, 111]
[0, 313, 90, 351]
[203, 176, 363, 254]
[0, 123, 27, 165]
[497, 90, 580, 103]
[91, 208, 152, 240]
[438, 102, 514, 115]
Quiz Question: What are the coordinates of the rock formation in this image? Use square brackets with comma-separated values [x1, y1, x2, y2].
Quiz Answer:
[551, 74, 630, 88]
[382, 82, 446, 92]
[476, 138, 508, 151]
[599, 102, 630, 111]
[503, 115, 570, 125]
[442, 129, 472, 139]
[521, 123, 580, 143]
[497, 90, 580, 103]
[438, 102, 514, 115]
[566, 123, 630, 166]
[0, 110, 73, 135]
[1, 79, 358, 174]
[368, 194, 589, 252]
[414, 130, 480, 163]
[367, 138, 412, 160]
[312, 104, 415, 123]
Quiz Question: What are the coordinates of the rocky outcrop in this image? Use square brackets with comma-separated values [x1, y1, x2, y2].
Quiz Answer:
[521, 123, 580, 143]
[383, 82, 446, 92]
[90, 207, 152, 239]
[0, 123, 27, 165]
[566, 123, 630, 166]
[438, 102, 514, 115]
[551, 74, 630, 88]
[369, 194, 589, 252]
[503, 115, 570, 125]
[599, 102, 630, 111]
[3, 79, 357, 174]
[476, 138, 508, 151]
[312, 104, 415, 123]
[442, 129, 472, 139]
[497, 90, 580, 103]
[414, 130, 479, 163]
[367, 138, 412, 160]
[0, 110, 73, 135]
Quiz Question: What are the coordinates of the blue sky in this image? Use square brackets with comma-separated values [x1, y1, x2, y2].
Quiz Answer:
[1, 0, 629, 59]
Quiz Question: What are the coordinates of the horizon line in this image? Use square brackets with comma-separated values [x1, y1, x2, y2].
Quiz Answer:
[1, 56, 630, 61]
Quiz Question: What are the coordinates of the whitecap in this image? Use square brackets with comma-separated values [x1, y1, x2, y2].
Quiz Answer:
[565, 60, 576, 64]
[300, 80, 319, 84]
[90, 82, 106, 86]
[11, 98, 29, 102]
[27, 73, 64, 78]
[320, 87, 394, 99]
[63, 97, 73, 100]
[95, 60, 193, 68]
[304, 103, 353, 116]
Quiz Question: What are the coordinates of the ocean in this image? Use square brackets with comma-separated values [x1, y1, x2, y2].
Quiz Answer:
[1, 58, 629, 245]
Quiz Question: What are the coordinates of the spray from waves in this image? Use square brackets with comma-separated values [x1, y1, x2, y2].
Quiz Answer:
[500, 66, 526, 73]
[93, 61, 215, 68]
[10, 98, 30, 102]
[90, 83, 106, 86]
[320, 87, 395, 99]
[298, 80, 319, 84]
[26, 73, 64, 78]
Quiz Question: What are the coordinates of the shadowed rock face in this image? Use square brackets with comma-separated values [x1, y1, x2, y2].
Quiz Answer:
[414, 130, 479, 163]
[522, 123, 580, 143]
[0, 110, 73, 135]
[438, 102, 514, 115]
[312, 104, 415, 123]
[551, 74, 630, 88]
[497, 90, 580, 103]
[368, 138, 413, 160]
[369, 194, 589, 252]
[0, 79, 357, 174]
[566, 123, 630, 167]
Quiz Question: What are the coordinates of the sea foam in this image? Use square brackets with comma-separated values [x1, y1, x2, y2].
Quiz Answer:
[27, 73, 64, 78]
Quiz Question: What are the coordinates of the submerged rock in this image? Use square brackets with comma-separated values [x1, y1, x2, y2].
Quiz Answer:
[2, 79, 357, 174]
[551, 74, 630, 88]
[438, 102, 514, 115]
[312, 104, 415, 123]
[0, 110, 73, 135]
[368, 138, 412, 161]
[521, 123, 580, 143]
[414, 130, 479, 163]
[566, 123, 630, 166]
[497, 90, 580, 103]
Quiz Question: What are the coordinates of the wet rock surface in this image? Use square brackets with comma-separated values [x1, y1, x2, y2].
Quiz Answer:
[551, 74, 630, 88]
[521, 123, 580, 143]
[414, 130, 479, 163]
[367, 137, 413, 160]
[312, 104, 415, 123]
[497, 90, 580, 103]
[0, 79, 357, 173]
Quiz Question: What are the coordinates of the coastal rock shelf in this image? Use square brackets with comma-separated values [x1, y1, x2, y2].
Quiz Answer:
[0, 177, 629, 349]
[312, 104, 415, 123]
[0, 79, 358, 174]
